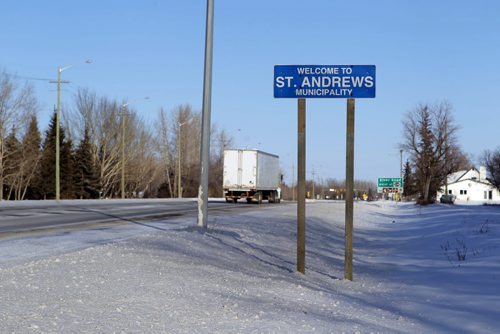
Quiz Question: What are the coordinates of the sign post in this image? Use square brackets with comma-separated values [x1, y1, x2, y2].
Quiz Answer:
[274, 65, 375, 279]
[345, 98, 355, 281]
[297, 98, 306, 274]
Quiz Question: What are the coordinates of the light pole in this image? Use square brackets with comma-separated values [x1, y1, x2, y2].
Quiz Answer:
[121, 97, 149, 199]
[55, 60, 91, 201]
[178, 121, 189, 198]
[120, 103, 127, 200]
[311, 167, 316, 199]
[400, 149, 403, 200]
[400, 149, 403, 180]
[198, 0, 214, 228]
[444, 121, 449, 196]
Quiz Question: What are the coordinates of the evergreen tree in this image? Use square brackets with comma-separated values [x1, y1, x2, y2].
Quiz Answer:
[403, 160, 416, 197]
[415, 107, 435, 202]
[74, 126, 99, 199]
[367, 187, 374, 201]
[61, 136, 76, 199]
[38, 112, 57, 199]
[21, 115, 42, 199]
[4, 129, 21, 199]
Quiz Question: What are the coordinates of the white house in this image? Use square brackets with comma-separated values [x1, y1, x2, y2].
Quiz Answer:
[437, 166, 500, 203]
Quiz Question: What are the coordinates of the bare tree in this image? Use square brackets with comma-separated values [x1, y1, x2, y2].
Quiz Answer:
[72, 89, 121, 197]
[126, 116, 159, 197]
[154, 107, 174, 197]
[210, 126, 234, 197]
[481, 148, 500, 190]
[171, 104, 201, 197]
[0, 71, 38, 200]
[72, 88, 162, 198]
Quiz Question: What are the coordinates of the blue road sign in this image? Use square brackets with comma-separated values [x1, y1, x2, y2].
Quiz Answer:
[274, 65, 375, 98]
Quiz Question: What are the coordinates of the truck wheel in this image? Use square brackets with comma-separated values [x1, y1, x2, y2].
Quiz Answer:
[246, 198, 253, 203]
[268, 191, 275, 203]
[256, 192, 263, 204]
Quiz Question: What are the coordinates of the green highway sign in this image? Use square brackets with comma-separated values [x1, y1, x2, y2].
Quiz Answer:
[378, 178, 403, 188]
[377, 178, 403, 193]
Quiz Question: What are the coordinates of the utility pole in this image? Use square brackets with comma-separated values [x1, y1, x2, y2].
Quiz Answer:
[197, 0, 214, 228]
[444, 121, 449, 196]
[400, 150, 403, 179]
[121, 104, 126, 199]
[292, 162, 295, 201]
[52, 67, 73, 200]
[50, 60, 91, 201]
[400, 149, 403, 199]
[178, 122, 186, 198]
[312, 167, 316, 199]
[56, 67, 62, 201]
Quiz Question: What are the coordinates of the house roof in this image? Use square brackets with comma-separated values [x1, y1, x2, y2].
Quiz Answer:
[447, 170, 468, 184]
[447, 167, 492, 186]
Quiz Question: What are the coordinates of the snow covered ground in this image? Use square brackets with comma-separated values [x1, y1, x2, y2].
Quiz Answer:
[1, 200, 499, 333]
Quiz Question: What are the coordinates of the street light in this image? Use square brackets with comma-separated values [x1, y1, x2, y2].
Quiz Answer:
[178, 120, 189, 198]
[121, 97, 149, 199]
[400, 149, 403, 180]
[55, 59, 92, 200]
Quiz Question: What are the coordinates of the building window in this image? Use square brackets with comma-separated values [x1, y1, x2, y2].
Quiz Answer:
[460, 190, 467, 195]
[485, 190, 493, 200]
[448, 190, 452, 195]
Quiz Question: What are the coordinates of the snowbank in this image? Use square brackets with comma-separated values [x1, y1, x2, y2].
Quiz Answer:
[1, 201, 499, 333]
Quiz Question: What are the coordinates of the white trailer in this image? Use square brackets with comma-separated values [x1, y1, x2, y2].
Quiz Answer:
[223, 149, 281, 204]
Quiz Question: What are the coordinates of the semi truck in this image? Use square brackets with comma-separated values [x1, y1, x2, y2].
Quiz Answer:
[223, 149, 281, 204]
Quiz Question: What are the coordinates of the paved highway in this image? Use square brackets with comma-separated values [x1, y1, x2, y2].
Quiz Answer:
[0, 199, 264, 237]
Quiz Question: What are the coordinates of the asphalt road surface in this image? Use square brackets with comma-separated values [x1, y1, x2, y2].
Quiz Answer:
[0, 199, 269, 238]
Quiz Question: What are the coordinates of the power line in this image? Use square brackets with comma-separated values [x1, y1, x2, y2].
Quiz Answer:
[9, 73, 55, 82]
[8, 73, 71, 85]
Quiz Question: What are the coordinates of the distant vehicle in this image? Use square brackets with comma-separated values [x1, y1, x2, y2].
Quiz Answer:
[440, 194, 456, 204]
[223, 149, 281, 204]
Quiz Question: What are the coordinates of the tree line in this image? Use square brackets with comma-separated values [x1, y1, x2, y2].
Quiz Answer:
[280, 178, 377, 201]
[0, 71, 232, 200]
[5, 69, 497, 204]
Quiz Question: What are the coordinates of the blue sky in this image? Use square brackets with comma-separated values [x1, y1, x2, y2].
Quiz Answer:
[1, 0, 499, 184]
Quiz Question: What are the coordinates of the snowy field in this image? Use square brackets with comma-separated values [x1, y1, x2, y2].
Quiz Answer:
[1, 200, 499, 333]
